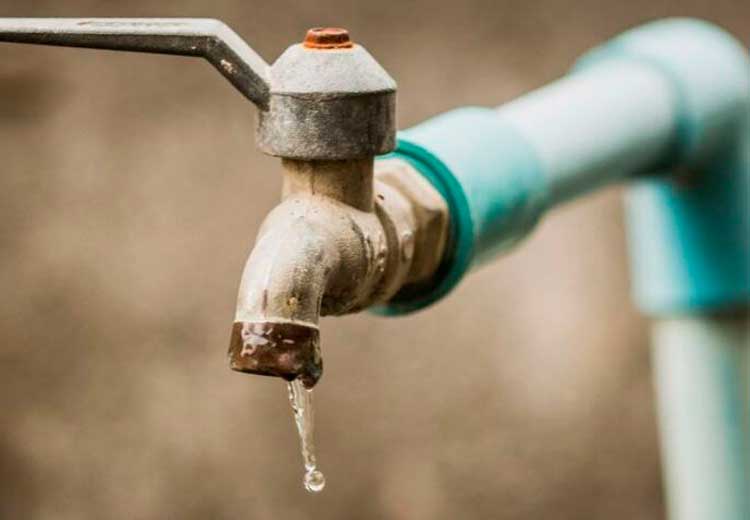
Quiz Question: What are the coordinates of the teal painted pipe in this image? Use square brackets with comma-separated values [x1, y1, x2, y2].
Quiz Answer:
[378, 18, 748, 313]
[652, 316, 749, 520]
[376, 18, 750, 520]
[610, 21, 750, 315]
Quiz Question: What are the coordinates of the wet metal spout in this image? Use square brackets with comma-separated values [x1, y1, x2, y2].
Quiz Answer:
[227, 209, 340, 387]
[228, 159, 449, 387]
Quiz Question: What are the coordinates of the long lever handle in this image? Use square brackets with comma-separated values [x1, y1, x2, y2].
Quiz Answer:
[0, 18, 270, 108]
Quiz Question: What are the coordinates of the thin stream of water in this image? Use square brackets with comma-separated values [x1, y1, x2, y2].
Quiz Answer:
[287, 379, 326, 493]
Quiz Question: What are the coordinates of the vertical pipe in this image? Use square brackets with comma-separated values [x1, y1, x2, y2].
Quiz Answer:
[618, 20, 750, 520]
[651, 315, 750, 520]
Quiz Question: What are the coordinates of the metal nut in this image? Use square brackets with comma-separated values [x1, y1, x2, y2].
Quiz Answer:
[303, 27, 353, 49]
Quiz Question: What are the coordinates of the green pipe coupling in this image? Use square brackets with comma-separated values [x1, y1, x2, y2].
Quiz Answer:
[375, 107, 546, 315]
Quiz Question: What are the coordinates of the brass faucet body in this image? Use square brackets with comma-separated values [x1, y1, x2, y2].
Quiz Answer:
[228, 158, 449, 387]
[0, 19, 447, 387]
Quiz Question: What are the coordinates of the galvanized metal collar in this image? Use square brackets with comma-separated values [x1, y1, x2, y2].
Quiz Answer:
[257, 35, 397, 160]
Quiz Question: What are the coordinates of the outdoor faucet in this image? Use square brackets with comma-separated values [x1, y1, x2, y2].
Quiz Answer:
[0, 19, 449, 388]
[1, 17, 748, 514]
[229, 155, 449, 387]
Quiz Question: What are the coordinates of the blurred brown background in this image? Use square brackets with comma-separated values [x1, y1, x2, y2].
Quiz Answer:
[0, 1, 747, 519]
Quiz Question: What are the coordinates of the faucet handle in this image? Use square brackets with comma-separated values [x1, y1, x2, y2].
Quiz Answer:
[0, 18, 270, 108]
[0, 18, 397, 160]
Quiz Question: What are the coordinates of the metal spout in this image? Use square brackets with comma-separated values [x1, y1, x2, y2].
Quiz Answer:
[228, 159, 450, 387]
[228, 198, 342, 387]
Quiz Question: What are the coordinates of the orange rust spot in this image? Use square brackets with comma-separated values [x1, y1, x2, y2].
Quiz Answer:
[303, 27, 353, 49]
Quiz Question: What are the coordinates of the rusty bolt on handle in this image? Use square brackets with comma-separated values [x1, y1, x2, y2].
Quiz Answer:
[303, 27, 353, 49]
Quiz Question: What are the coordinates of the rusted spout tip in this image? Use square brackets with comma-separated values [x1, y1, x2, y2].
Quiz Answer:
[228, 321, 323, 388]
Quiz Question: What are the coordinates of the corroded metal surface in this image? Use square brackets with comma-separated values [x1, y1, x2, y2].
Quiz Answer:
[375, 159, 450, 286]
[258, 43, 396, 159]
[0, 17, 444, 387]
[0, 18, 397, 160]
[232, 158, 449, 386]
[303, 27, 352, 49]
[228, 321, 322, 388]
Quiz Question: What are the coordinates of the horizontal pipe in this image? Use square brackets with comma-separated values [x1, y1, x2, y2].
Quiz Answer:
[379, 18, 750, 314]
[495, 59, 676, 207]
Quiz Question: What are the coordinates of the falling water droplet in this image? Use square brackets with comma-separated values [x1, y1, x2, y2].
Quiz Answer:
[287, 378, 326, 493]
[304, 468, 326, 493]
